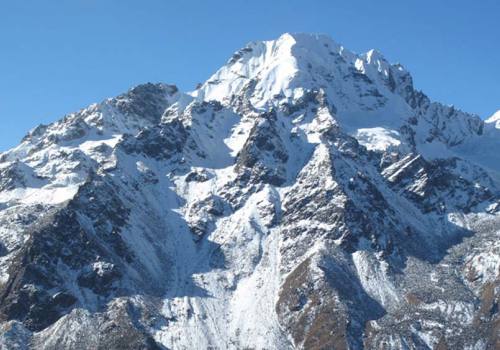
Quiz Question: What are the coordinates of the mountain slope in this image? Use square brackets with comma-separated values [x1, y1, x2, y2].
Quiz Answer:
[0, 33, 499, 350]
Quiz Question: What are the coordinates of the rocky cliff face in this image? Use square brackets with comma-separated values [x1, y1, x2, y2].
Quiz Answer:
[0, 33, 499, 349]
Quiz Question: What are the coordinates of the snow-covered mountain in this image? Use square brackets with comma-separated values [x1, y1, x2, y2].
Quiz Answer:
[0, 33, 499, 349]
[486, 110, 500, 129]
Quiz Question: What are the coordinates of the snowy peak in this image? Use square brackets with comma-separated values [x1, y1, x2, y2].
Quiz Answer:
[487, 110, 500, 121]
[194, 33, 413, 110]
[486, 110, 500, 128]
[194, 33, 497, 175]
[7, 83, 182, 157]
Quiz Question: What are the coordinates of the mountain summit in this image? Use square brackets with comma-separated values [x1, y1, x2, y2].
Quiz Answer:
[0, 33, 499, 349]
[486, 110, 500, 128]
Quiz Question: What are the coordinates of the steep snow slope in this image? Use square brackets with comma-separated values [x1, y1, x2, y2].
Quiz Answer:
[0, 33, 499, 350]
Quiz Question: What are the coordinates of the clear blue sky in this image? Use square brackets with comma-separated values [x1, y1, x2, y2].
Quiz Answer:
[1, 0, 499, 151]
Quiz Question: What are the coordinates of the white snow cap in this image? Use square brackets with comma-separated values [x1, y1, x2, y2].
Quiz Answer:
[192, 32, 395, 108]
[485, 110, 500, 128]
[485, 110, 500, 124]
